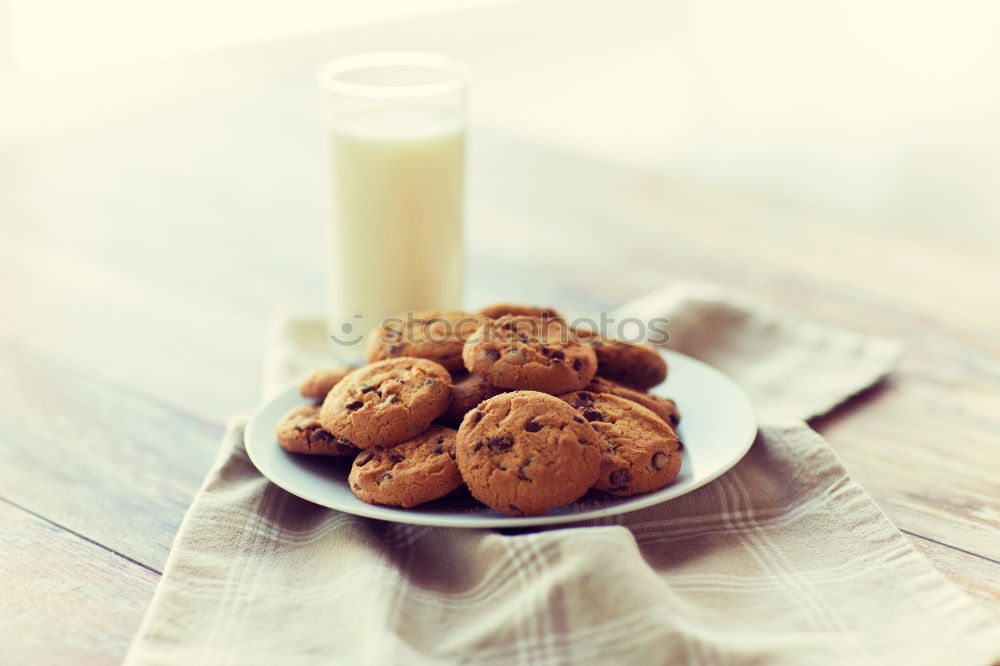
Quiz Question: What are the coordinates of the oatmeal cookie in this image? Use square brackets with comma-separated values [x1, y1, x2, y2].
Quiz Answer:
[586, 376, 681, 428]
[561, 391, 683, 496]
[574, 328, 667, 390]
[438, 373, 504, 428]
[463, 315, 597, 395]
[455, 391, 602, 516]
[349, 425, 461, 508]
[276, 403, 360, 456]
[478, 303, 562, 321]
[366, 310, 481, 373]
[299, 367, 355, 400]
[320, 357, 451, 449]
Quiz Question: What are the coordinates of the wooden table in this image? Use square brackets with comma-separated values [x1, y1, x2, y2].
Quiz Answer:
[2, 34, 998, 665]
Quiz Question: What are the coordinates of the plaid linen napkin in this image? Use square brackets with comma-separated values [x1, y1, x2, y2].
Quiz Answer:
[124, 282, 1000, 666]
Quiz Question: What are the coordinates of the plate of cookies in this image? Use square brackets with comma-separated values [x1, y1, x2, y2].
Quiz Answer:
[245, 304, 756, 527]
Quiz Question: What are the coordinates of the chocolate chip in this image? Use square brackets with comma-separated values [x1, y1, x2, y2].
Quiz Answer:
[361, 385, 377, 393]
[355, 450, 374, 466]
[436, 435, 445, 444]
[424, 377, 438, 386]
[573, 358, 583, 371]
[509, 504, 522, 514]
[578, 391, 593, 401]
[669, 413, 680, 427]
[484, 349, 501, 361]
[540, 344, 550, 354]
[524, 419, 542, 432]
[470, 410, 484, 425]
[517, 459, 532, 481]
[609, 469, 632, 487]
[676, 440, 685, 452]
[336, 439, 358, 454]
[377, 472, 392, 484]
[583, 409, 603, 422]
[432, 445, 444, 455]
[309, 429, 333, 444]
[345, 400, 364, 411]
[652, 452, 669, 470]
[550, 349, 565, 361]
[388, 453, 405, 464]
[573, 415, 585, 424]
[487, 435, 514, 453]
[473, 440, 484, 452]
[388, 344, 403, 356]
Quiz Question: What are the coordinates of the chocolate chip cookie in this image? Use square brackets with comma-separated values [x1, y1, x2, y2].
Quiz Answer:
[275, 404, 360, 456]
[320, 357, 451, 449]
[478, 303, 562, 321]
[455, 391, 602, 516]
[575, 329, 667, 390]
[366, 310, 481, 373]
[586, 376, 681, 428]
[299, 367, 355, 400]
[463, 315, 597, 395]
[349, 425, 462, 508]
[438, 373, 504, 428]
[560, 391, 683, 496]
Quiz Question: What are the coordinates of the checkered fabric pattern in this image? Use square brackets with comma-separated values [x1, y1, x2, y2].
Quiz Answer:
[125, 283, 1000, 666]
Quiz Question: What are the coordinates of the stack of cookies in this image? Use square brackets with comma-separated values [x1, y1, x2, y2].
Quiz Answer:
[275, 304, 684, 516]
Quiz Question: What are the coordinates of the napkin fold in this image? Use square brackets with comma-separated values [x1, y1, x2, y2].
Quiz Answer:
[616, 281, 902, 421]
[125, 282, 1000, 666]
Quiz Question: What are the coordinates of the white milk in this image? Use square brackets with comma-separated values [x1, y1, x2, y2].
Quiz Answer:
[326, 105, 465, 351]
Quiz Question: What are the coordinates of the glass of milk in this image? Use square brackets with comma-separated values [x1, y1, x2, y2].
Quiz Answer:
[317, 52, 468, 358]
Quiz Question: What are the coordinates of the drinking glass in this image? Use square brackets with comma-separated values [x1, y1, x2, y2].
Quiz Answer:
[317, 52, 469, 358]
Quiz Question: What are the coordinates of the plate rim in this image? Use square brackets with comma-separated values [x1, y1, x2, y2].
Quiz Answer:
[245, 349, 757, 528]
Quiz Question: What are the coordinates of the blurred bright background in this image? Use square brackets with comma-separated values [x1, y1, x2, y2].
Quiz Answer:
[3, 6, 999, 642]
[3, 0, 1000, 416]
[3, 0, 999, 244]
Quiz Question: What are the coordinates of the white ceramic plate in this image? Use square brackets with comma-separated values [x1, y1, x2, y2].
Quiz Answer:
[245, 350, 756, 528]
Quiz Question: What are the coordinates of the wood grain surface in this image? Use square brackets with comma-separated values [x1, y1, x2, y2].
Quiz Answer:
[0, 500, 159, 665]
[1, 30, 998, 665]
